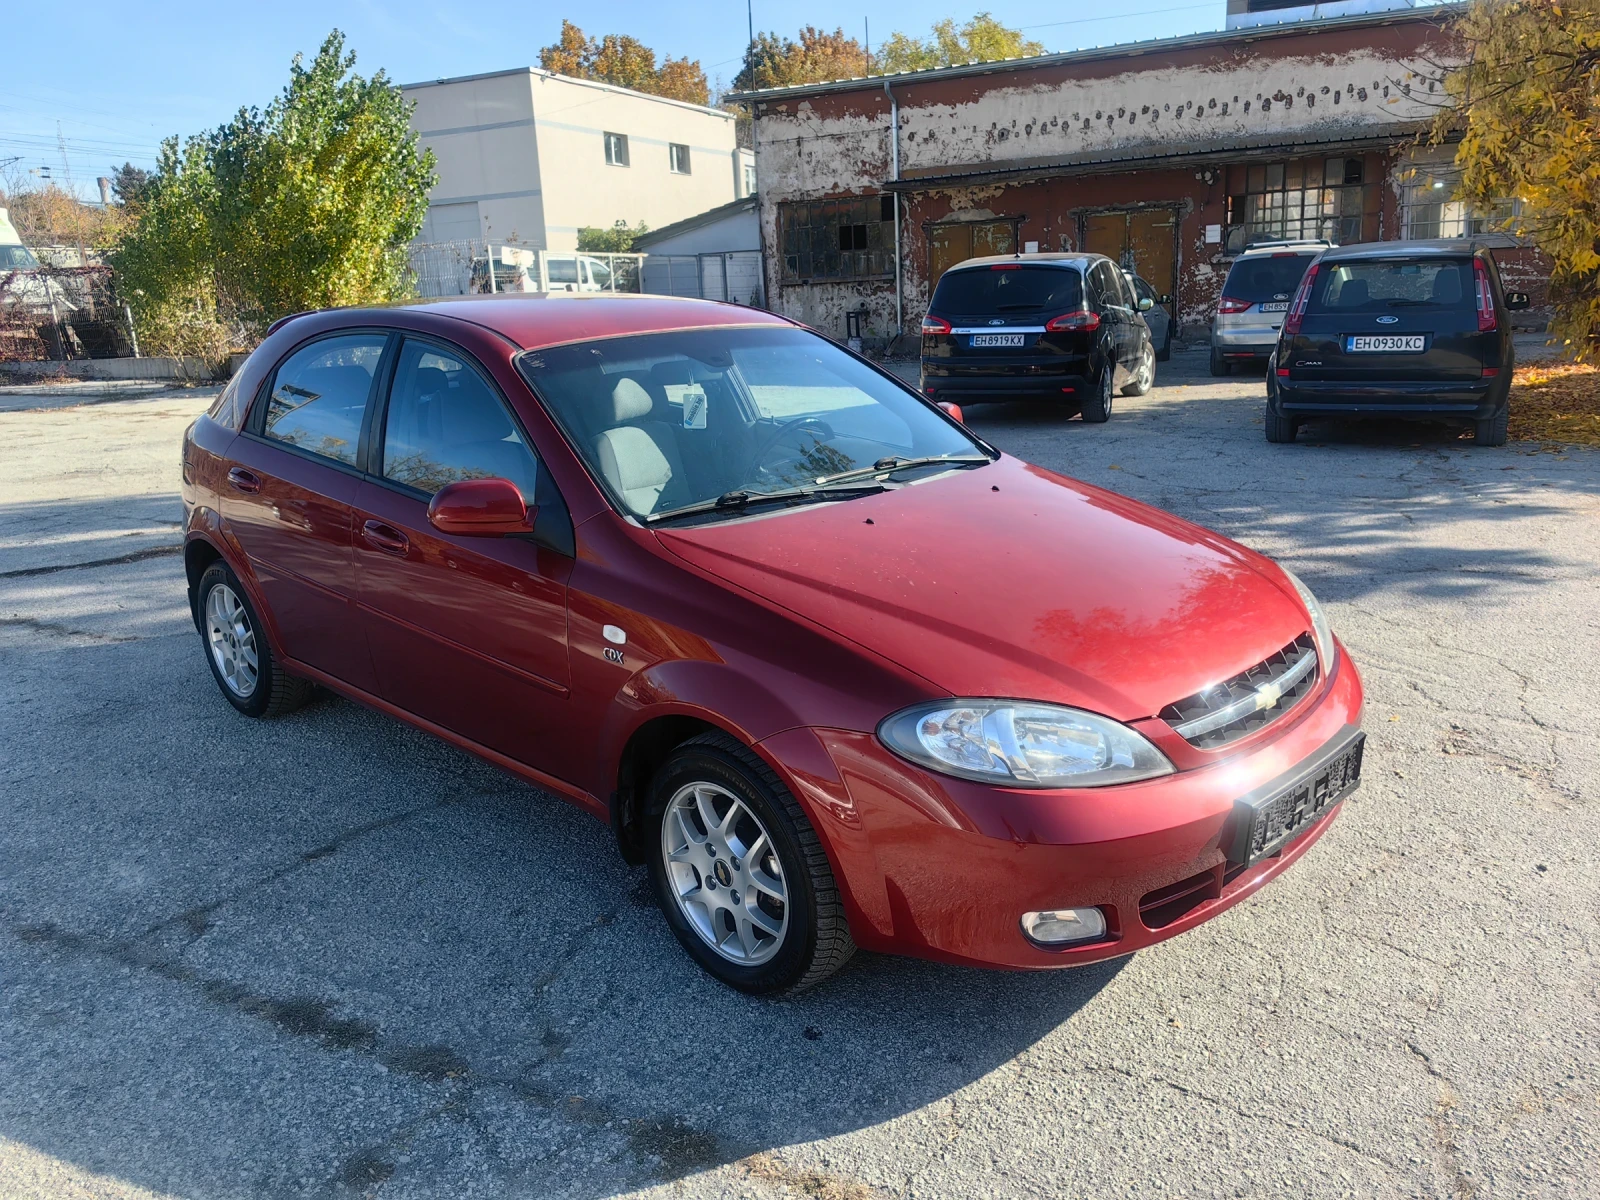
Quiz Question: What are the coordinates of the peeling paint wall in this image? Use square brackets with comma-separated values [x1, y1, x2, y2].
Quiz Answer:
[752, 16, 1475, 343]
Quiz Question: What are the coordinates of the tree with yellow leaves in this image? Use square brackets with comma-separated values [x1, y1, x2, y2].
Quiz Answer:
[1440, 0, 1600, 357]
[538, 21, 710, 106]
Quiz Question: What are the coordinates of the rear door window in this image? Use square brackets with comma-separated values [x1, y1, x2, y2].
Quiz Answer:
[1222, 254, 1317, 304]
[930, 266, 1082, 315]
[1309, 258, 1474, 313]
[261, 334, 386, 466]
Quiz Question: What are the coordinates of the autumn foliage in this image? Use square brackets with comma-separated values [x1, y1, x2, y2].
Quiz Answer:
[538, 21, 710, 106]
[1441, 0, 1600, 358]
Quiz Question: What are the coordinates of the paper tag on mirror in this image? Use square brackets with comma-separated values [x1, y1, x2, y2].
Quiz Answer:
[681, 386, 707, 429]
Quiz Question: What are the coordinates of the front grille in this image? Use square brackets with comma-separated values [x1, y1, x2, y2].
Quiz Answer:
[1160, 634, 1318, 750]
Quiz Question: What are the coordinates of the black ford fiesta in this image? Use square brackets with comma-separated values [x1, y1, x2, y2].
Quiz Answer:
[1267, 239, 1531, 446]
[919, 253, 1157, 421]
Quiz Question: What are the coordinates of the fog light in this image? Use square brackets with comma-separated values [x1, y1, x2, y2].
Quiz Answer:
[1021, 907, 1107, 947]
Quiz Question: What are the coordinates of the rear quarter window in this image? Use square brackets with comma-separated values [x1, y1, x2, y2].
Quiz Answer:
[1222, 255, 1317, 303]
[1310, 259, 1473, 312]
[931, 266, 1083, 315]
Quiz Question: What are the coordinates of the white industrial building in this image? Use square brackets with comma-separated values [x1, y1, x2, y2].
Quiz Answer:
[402, 68, 756, 254]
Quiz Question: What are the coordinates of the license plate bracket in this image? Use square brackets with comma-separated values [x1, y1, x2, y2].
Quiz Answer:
[969, 333, 1027, 348]
[1229, 731, 1365, 866]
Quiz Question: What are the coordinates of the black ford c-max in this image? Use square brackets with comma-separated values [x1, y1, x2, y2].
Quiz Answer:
[1267, 239, 1531, 445]
[919, 253, 1156, 422]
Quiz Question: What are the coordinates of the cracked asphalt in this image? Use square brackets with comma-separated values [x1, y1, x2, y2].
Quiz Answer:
[2, 351, 1597, 1200]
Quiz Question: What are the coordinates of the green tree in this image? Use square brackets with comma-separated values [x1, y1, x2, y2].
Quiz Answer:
[876, 13, 1045, 74]
[1438, 0, 1600, 357]
[576, 219, 648, 252]
[538, 21, 710, 105]
[114, 31, 436, 351]
[733, 27, 873, 91]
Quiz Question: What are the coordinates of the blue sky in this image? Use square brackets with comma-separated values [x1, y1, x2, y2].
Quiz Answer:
[4, 1, 1235, 194]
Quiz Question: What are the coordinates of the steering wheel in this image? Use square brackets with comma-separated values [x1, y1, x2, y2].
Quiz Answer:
[745, 416, 836, 486]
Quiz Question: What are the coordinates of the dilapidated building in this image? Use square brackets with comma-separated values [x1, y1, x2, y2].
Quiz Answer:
[731, 6, 1545, 349]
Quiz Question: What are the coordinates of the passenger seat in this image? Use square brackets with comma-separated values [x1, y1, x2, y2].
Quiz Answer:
[591, 377, 689, 515]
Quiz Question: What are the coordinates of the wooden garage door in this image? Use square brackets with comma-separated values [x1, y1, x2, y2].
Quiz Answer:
[1081, 208, 1179, 321]
[929, 220, 1017, 286]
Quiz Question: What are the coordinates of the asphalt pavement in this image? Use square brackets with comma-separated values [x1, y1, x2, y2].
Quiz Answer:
[2, 349, 1596, 1200]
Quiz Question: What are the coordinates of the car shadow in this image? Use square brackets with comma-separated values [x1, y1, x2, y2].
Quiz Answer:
[1, 626, 1124, 1198]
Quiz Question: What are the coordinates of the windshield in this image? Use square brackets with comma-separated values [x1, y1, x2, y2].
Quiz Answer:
[1308, 258, 1475, 312]
[0, 244, 41, 270]
[930, 265, 1083, 314]
[1222, 254, 1317, 303]
[517, 326, 985, 520]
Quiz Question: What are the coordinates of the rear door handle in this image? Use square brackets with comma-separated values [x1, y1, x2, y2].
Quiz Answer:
[227, 467, 261, 494]
[361, 520, 410, 556]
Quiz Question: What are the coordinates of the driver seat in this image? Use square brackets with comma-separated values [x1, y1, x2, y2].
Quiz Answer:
[591, 377, 689, 515]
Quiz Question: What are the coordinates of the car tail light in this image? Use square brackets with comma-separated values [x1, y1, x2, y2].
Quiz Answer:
[1481, 366, 1500, 378]
[1276, 368, 1291, 378]
[1046, 310, 1100, 332]
[1216, 296, 1252, 314]
[921, 315, 952, 335]
[990, 263, 1022, 270]
[1281, 263, 1319, 337]
[1474, 258, 1498, 333]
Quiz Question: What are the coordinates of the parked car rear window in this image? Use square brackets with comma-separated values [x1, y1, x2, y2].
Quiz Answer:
[1309, 258, 1474, 312]
[930, 266, 1083, 314]
[1221, 254, 1317, 303]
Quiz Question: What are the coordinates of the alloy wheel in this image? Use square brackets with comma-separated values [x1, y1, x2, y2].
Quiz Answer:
[206, 583, 259, 698]
[1102, 361, 1115, 414]
[1136, 344, 1154, 391]
[660, 781, 789, 965]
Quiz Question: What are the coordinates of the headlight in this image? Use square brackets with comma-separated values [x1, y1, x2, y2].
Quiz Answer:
[878, 701, 1174, 788]
[1282, 568, 1338, 673]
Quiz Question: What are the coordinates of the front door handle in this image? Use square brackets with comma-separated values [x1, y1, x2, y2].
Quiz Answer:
[361, 520, 410, 556]
[227, 467, 261, 494]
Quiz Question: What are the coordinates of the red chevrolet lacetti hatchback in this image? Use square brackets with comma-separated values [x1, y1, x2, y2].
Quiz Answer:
[181, 294, 1364, 993]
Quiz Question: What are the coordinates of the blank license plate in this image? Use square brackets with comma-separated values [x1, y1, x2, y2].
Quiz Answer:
[1230, 734, 1365, 866]
[969, 334, 1026, 347]
[1348, 335, 1426, 352]
[1260, 302, 1289, 313]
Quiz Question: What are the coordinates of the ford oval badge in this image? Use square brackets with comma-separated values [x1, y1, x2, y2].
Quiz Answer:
[1376, 315, 1400, 324]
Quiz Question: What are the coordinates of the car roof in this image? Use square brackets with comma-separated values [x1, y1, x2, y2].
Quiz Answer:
[1318, 238, 1483, 262]
[324, 293, 796, 352]
[942, 252, 1101, 273]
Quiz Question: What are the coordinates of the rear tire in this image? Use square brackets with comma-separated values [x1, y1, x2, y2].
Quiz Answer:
[1209, 346, 1232, 377]
[1122, 342, 1156, 396]
[646, 732, 855, 995]
[197, 562, 313, 718]
[1156, 329, 1172, 363]
[1474, 404, 1509, 447]
[1264, 406, 1299, 443]
[1080, 360, 1115, 423]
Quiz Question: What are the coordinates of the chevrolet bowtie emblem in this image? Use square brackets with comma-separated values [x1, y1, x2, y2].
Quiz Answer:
[1253, 681, 1284, 710]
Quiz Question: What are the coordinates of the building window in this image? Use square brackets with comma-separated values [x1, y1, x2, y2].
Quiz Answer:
[604, 132, 629, 167]
[778, 195, 896, 283]
[742, 162, 757, 196]
[1398, 153, 1521, 240]
[669, 143, 691, 175]
[928, 219, 1017, 284]
[1223, 158, 1379, 253]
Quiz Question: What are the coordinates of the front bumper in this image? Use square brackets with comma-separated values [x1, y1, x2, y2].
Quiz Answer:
[1274, 377, 1504, 420]
[759, 640, 1364, 970]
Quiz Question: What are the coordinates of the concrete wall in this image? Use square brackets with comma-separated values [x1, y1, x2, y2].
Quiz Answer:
[405, 70, 745, 254]
[747, 12, 1466, 344]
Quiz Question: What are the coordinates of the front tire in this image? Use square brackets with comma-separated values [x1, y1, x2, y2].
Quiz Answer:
[1122, 342, 1156, 396]
[647, 732, 855, 994]
[197, 562, 313, 718]
[1080, 358, 1115, 423]
[1474, 403, 1509, 447]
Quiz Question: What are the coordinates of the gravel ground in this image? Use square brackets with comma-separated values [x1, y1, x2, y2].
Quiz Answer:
[1, 347, 1596, 1200]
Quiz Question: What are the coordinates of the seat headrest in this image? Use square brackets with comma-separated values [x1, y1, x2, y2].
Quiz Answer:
[1336, 279, 1369, 308]
[413, 366, 448, 398]
[1431, 270, 1463, 305]
[608, 376, 654, 423]
[441, 386, 513, 445]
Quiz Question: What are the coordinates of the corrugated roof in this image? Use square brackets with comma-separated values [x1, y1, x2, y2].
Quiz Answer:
[724, 5, 1460, 104]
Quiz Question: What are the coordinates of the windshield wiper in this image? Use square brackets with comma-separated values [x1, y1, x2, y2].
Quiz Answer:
[810, 454, 992, 489]
[646, 481, 888, 525]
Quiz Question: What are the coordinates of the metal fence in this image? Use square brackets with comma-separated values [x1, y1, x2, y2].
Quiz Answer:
[640, 252, 764, 307]
[0, 266, 135, 362]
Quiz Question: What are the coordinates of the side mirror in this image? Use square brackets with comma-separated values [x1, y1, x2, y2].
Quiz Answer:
[1506, 291, 1531, 311]
[1137, 297, 1154, 312]
[937, 401, 965, 423]
[1157, 294, 1171, 305]
[428, 477, 536, 537]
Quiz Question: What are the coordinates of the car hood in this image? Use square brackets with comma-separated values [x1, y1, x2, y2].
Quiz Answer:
[654, 456, 1312, 721]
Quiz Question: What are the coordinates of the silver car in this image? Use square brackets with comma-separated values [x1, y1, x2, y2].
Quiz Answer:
[1209, 240, 1327, 376]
